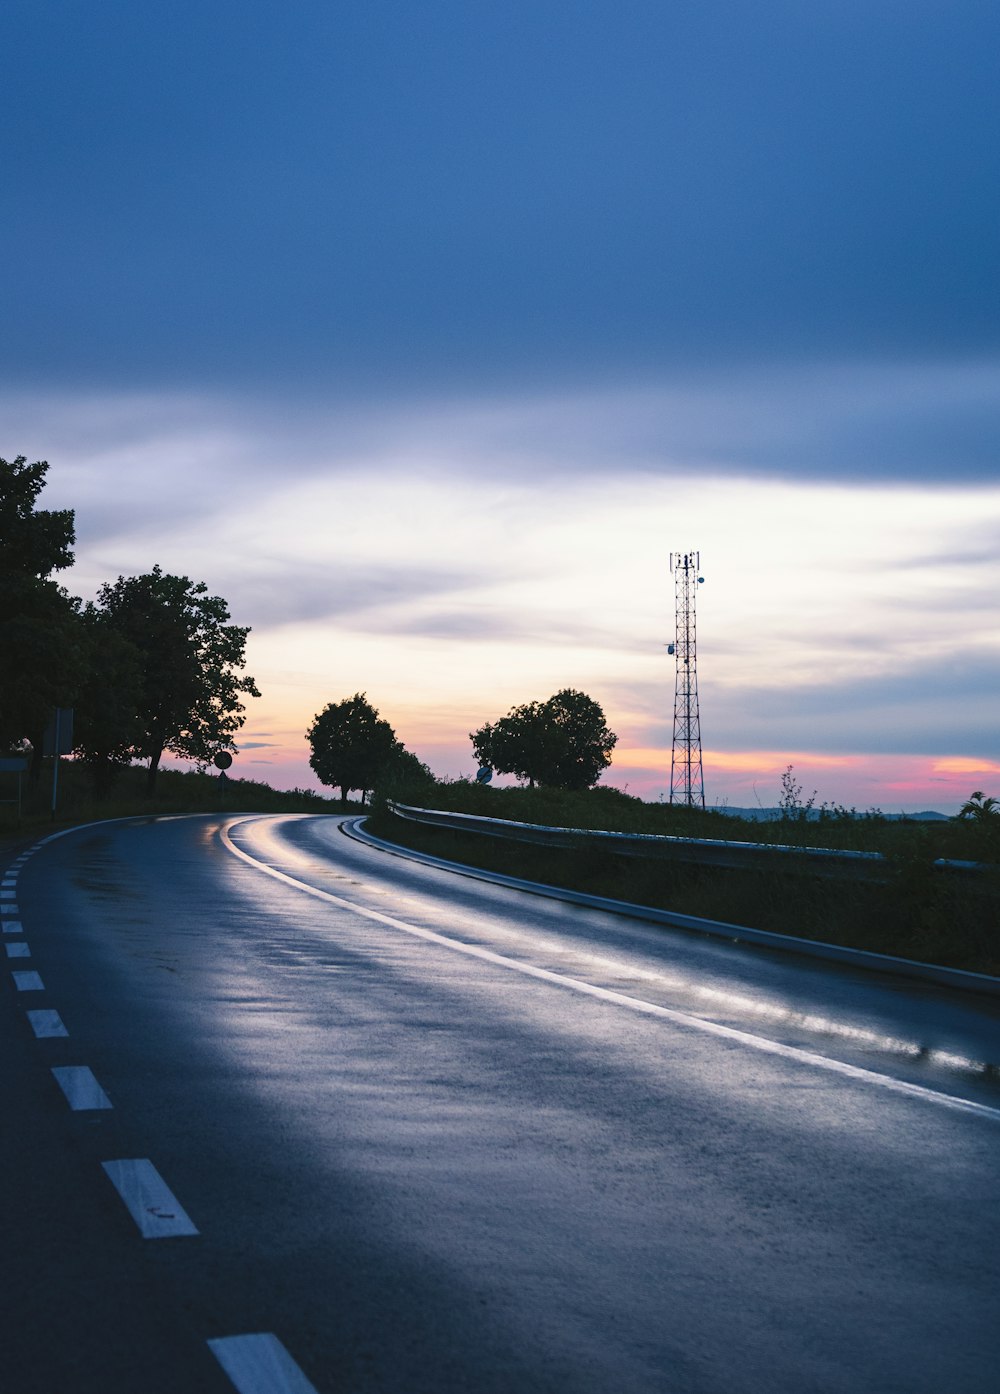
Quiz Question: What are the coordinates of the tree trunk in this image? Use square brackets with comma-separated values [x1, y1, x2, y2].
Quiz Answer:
[146, 747, 163, 795]
[27, 731, 45, 782]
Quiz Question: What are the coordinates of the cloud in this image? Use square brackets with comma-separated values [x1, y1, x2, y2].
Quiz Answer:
[227, 563, 493, 630]
[934, 757, 1000, 776]
[6, 355, 1000, 571]
[6, 385, 997, 814]
[4, 4, 998, 399]
[693, 653, 1000, 760]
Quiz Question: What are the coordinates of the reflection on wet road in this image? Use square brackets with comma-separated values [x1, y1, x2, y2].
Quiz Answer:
[227, 813, 1000, 1113]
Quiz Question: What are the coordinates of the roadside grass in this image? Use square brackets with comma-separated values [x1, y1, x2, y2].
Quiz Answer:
[0, 761, 335, 851]
[379, 779, 1000, 863]
[367, 785, 1000, 978]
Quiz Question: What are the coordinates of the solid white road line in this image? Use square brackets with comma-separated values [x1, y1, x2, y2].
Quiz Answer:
[5, 942, 30, 958]
[51, 1065, 113, 1111]
[12, 970, 44, 991]
[208, 1334, 320, 1394]
[2, 920, 23, 934]
[26, 1009, 69, 1038]
[223, 818, 1000, 1124]
[101, 1159, 199, 1238]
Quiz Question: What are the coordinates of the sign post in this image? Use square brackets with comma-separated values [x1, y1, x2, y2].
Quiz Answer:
[43, 708, 75, 818]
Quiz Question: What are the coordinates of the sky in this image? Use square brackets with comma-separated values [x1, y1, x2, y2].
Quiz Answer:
[3, 1, 998, 811]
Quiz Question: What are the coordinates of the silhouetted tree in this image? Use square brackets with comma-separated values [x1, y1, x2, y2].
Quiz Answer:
[0, 455, 74, 578]
[306, 691, 398, 802]
[471, 689, 617, 791]
[377, 742, 436, 801]
[307, 693, 398, 803]
[71, 606, 146, 794]
[957, 791, 999, 821]
[91, 566, 260, 793]
[0, 456, 83, 775]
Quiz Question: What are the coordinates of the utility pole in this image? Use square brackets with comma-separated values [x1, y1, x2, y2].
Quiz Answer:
[669, 551, 705, 808]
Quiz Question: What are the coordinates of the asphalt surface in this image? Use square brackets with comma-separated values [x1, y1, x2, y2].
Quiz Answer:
[3, 812, 1000, 1393]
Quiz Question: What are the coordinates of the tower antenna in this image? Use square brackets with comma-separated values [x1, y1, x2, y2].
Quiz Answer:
[669, 551, 705, 808]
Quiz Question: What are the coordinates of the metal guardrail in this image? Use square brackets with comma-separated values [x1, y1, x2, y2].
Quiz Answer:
[386, 802, 989, 882]
[351, 817, 1000, 998]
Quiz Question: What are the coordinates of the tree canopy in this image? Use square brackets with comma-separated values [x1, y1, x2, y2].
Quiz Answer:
[957, 791, 999, 821]
[0, 455, 74, 580]
[306, 694, 433, 803]
[2, 453, 259, 796]
[471, 688, 617, 791]
[0, 457, 83, 769]
[86, 566, 260, 791]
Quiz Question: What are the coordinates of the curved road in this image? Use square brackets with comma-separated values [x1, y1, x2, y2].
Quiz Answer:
[3, 812, 1000, 1393]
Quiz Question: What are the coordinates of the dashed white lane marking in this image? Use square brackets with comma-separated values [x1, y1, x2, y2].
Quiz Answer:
[27, 1009, 69, 1038]
[5, 942, 30, 958]
[101, 1159, 199, 1238]
[51, 1065, 113, 1111]
[12, 970, 44, 991]
[2, 921, 23, 935]
[208, 1334, 320, 1394]
[223, 819, 1000, 1125]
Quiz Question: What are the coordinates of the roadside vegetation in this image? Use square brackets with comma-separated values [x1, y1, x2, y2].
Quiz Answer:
[306, 692, 434, 804]
[372, 775, 1000, 863]
[0, 762, 331, 846]
[367, 780, 1000, 978]
[1, 455, 259, 794]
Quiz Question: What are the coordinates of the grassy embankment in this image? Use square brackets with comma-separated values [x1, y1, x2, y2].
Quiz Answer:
[367, 783, 1000, 978]
[0, 760, 333, 850]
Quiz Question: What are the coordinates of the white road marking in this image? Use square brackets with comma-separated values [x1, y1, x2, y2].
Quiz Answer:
[0, 889, 16, 898]
[101, 1159, 199, 1238]
[12, 970, 44, 991]
[2, 921, 23, 934]
[223, 819, 1000, 1124]
[208, 1334, 320, 1394]
[1, 880, 17, 888]
[0, 904, 20, 916]
[51, 1065, 113, 1110]
[5, 942, 30, 958]
[27, 1009, 69, 1038]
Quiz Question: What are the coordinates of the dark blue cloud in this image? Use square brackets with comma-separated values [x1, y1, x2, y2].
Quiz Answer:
[623, 650, 1000, 760]
[3, 1, 998, 401]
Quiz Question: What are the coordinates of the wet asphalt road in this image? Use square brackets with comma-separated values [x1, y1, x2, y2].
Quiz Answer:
[3, 812, 1000, 1393]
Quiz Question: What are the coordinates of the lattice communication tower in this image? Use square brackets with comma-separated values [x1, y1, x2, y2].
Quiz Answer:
[669, 551, 705, 808]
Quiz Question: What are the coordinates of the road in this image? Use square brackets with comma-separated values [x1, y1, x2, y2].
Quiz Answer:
[3, 811, 1000, 1393]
